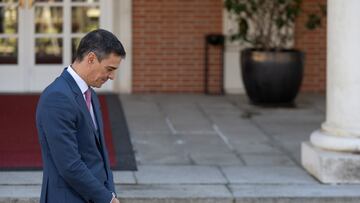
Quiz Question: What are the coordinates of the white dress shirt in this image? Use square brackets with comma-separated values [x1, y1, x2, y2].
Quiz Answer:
[67, 65, 97, 129]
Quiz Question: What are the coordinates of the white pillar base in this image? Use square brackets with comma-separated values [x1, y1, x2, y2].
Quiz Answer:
[310, 130, 360, 152]
[302, 142, 360, 183]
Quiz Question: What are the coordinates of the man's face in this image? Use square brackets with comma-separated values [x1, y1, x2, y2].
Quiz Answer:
[87, 53, 122, 88]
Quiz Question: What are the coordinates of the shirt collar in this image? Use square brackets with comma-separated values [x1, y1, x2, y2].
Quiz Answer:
[66, 65, 89, 94]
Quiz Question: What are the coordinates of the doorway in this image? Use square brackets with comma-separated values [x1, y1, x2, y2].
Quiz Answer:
[0, 0, 113, 92]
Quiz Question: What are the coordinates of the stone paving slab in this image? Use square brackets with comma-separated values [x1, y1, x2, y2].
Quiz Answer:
[180, 133, 232, 154]
[235, 197, 360, 203]
[0, 198, 39, 203]
[190, 152, 243, 166]
[0, 185, 40, 197]
[241, 154, 295, 166]
[117, 184, 232, 199]
[276, 140, 303, 164]
[121, 101, 162, 117]
[231, 141, 284, 155]
[134, 165, 227, 184]
[134, 146, 190, 165]
[0, 172, 42, 185]
[215, 124, 267, 138]
[132, 133, 191, 165]
[272, 132, 311, 142]
[221, 166, 318, 184]
[201, 108, 243, 118]
[0, 171, 136, 185]
[166, 117, 213, 133]
[230, 184, 360, 198]
[126, 116, 171, 134]
[252, 117, 321, 136]
[113, 171, 136, 184]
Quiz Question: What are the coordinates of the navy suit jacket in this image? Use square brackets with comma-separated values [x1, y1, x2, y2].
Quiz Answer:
[36, 69, 115, 203]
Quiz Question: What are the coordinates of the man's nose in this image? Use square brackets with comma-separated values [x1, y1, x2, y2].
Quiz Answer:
[108, 72, 115, 80]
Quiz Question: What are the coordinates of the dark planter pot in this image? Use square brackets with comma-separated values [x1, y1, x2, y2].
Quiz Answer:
[241, 49, 304, 105]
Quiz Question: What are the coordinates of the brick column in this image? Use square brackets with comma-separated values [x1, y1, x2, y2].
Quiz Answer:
[132, 0, 222, 93]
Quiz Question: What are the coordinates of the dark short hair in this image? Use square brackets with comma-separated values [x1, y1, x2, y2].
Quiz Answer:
[74, 29, 126, 62]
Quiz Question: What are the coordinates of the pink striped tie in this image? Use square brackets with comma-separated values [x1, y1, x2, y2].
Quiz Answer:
[84, 88, 91, 111]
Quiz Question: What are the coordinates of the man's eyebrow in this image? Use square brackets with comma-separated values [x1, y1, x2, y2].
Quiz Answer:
[107, 66, 118, 70]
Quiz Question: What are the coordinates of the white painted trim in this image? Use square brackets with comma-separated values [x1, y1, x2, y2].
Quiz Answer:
[63, 0, 71, 66]
[100, 0, 113, 32]
[113, 0, 132, 94]
[222, 8, 245, 94]
[94, 0, 114, 92]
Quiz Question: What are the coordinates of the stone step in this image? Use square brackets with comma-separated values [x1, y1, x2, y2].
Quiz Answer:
[1, 197, 360, 203]
[2, 184, 360, 203]
[2, 167, 360, 203]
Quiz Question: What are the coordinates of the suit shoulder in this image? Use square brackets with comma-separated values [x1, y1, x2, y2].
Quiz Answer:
[42, 76, 71, 95]
[38, 77, 75, 108]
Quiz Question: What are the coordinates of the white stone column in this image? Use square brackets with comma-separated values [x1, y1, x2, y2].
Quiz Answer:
[302, 0, 360, 183]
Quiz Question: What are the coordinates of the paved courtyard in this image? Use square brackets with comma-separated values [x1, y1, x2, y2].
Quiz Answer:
[2, 93, 360, 202]
[124, 94, 325, 167]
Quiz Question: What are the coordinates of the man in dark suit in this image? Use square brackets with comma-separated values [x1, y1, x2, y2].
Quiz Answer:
[36, 29, 126, 203]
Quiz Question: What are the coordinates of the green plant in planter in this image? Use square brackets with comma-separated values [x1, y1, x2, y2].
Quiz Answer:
[224, 0, 326, 50]
[224, 0, 326, 105]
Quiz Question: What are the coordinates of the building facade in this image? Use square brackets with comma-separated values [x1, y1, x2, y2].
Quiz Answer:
[0, 0, 326, 94]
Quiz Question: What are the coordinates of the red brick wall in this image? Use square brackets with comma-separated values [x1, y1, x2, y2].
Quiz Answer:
[132, 0, 326, 93]
[295, 0, 327, 92]
[132, 0, 223, 93]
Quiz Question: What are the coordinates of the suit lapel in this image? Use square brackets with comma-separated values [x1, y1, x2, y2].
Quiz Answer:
[91, 90, 103, 133]
[61, 69, 101, 145]
[75, 95, 98, 131]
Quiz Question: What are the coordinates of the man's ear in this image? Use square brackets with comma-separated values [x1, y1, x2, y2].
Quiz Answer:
[86, 52, 97, 64]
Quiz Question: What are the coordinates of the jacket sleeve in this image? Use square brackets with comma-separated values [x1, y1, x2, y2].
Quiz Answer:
[108, 166, 116, 193]
[39, 92, 113, 203]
